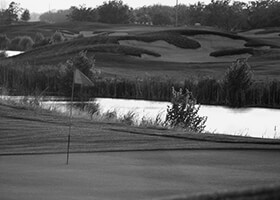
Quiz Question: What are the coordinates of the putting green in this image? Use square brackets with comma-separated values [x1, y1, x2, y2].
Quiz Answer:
[1, 150, 280, 200]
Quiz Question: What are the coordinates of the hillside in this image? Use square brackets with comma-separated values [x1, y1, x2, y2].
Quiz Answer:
[2, 22, 280, 80]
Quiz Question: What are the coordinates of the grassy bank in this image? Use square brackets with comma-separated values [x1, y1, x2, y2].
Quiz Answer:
[1, 99, 280, 155]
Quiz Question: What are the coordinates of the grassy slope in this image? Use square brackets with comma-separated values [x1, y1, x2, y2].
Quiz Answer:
[1, 102, 279, 155]
[2, 22, 280, 80]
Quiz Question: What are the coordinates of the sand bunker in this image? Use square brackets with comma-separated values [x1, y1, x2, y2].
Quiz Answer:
[119, 35, 251, 63]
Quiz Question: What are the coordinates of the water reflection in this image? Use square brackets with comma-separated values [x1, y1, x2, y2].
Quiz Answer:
[0, 50, 23, 57]
[1, 95, 280, 138]
[42, 98, 280, 139]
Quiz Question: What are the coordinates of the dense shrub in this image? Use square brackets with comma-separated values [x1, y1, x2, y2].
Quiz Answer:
[34, 32, 45, 44]
[121, 111, 136, 125]
[58, 51, 96, 95]
[33, 38, 51, 48]
[0, 34, 10, 49]
[0, 51, 7, 58]
[165, 87, 207, 132]
[8, 36, 34, 51]
[9, 36, 22, 50]
[223, 59, 253, 107]
[19, 36, 34, 50]
[51, 31, 65, 44]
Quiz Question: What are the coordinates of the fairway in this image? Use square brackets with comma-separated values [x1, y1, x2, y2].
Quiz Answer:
[1, 150, 280, 200]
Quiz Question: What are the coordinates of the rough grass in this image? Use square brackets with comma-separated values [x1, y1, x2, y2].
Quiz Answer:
[245, 38, 280, 48]
[255, 27, 280, 35]
[6, 43, 160, 64]
[170, 184, 280, 200]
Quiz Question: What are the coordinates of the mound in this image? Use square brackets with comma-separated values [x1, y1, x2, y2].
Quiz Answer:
[7, 43, 160, 65]
[3, 25, 280, 65]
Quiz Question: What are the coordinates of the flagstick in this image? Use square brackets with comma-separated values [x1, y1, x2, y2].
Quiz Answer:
[66, 70, 75, 165]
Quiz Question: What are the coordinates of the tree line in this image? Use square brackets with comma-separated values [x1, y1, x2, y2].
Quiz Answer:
[2, 0, 279, 30]
[0, 1, 30, 24]
[37, 0, 280, 30]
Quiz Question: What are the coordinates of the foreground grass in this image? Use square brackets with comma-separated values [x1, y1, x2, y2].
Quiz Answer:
[1, 151, 280, 200]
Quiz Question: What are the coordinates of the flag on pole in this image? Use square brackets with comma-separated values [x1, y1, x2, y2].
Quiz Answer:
[74, 69, 94, 87]
[66, 68, 94, 165]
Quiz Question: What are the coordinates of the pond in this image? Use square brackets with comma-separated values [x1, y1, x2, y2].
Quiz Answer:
[40, 98, 280, 139]
[1, 95, 279, 138]
[0, 50, 23, 57]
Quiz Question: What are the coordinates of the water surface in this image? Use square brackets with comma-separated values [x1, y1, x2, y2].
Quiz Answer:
[42, 98, 280, 139]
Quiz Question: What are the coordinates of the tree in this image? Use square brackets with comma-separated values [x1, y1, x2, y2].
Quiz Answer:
[148, 5, 173, 25]
[247, 0, 280, 28]
[184, 2, 205, 25]
[134, 7, 152, 24]
[34, 32, 45, 44]
[134, 5, 173, 25]
[58, 51, 96, 95]
[3, 2, 22, 24]
[50, 31, 65, 44]
[40, 9, 71, 23]
[21, 9, 30, 21]
[174, 4, 190, 26]
[202, 0, 233, 30]
[223, 59, 253, 107]
[19, 36, 34, 50]
[67, 6, 97, 22]
[165, 87, 207, 133]
[0, 34, 10, 49]
[97, 0, 132, 24]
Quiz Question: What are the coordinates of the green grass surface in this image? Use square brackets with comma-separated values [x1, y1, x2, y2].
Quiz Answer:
[1, 151, 280, 200]
[1, 101, 280, 200]
[1, 23, 280, 81]
[1, 102, 279, 155]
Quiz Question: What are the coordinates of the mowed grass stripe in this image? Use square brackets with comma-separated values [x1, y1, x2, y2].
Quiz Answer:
[1, 103, 280, 155]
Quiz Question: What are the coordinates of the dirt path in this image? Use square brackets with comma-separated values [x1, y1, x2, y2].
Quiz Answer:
[1, 150, 280, 200]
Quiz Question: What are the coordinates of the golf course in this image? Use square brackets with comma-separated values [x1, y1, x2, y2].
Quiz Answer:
[1, 0, 280, 199]
[1, 100, 280, 199]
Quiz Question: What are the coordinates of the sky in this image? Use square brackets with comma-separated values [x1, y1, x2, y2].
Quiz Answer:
[0, 0, 217, 13]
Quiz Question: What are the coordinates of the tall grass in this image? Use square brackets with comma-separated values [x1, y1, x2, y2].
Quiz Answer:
[0, 62, 280, 108]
